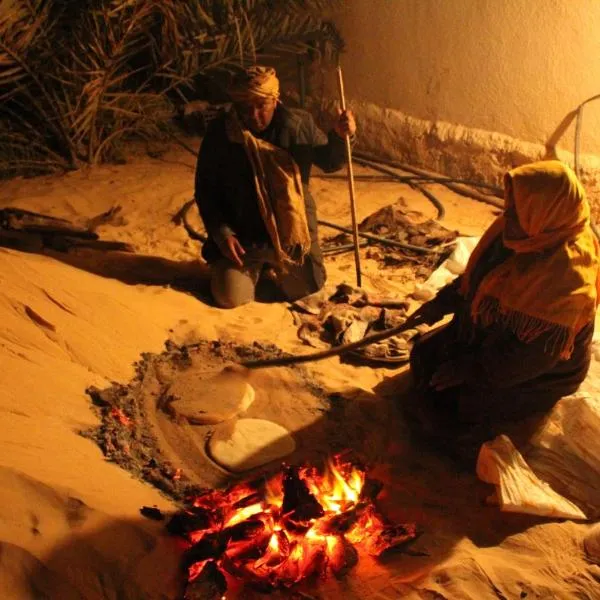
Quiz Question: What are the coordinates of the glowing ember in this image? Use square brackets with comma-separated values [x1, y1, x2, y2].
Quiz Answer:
[170, 453, 418, 598]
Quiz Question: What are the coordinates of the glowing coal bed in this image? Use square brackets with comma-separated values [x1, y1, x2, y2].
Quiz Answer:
[166, 453, 419, 598]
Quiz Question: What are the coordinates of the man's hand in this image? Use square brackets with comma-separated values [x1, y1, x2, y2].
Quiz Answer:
[430, 356, 474, 391]
[333, 108, 357, 138]
[221, 235, 246, 267]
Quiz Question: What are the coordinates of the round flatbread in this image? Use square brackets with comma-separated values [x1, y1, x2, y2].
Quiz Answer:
[208, 418, 296, 473]
[169, 371, 255, 425]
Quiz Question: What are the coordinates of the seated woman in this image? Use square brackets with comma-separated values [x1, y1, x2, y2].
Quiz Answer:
[408, 160, 600, 466]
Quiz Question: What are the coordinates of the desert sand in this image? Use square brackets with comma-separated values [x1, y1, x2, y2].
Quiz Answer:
[1, 140, 599, 599]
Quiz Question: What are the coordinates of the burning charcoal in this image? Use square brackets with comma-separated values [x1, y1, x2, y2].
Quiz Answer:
[360, 478, 384, 502]
[184, 560, 227, 600]
[182, 531, 228, 568]
[328, 536, 359, 578]
[232, 492, 261, 510]
[315, 503, 366, 535]
[226, 517, 265, 541]
[281, 466, 324, 522]
[192, 489, 228, 511]
[366, 523, 418, 557]
[166, 508, 212, 537]
[268, 529, 291, 565]
[225, 531, 271, 561]
[190, 504, 216, 523]
[282, 540, 327, 586]
[182, 519, 264, 569]
[220, 554, 276, 594]
[253, 529, 291, 569]
[140, 506, 164, 521]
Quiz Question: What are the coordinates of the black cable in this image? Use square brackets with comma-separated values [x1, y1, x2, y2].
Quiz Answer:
[354, 155, 503, 211]
[354, 151, 503, 194]
[322, 241, 369, 255]
[352, 157, 446, 219]
[318, 219, 439, 254]
[177, 200, 432, 254]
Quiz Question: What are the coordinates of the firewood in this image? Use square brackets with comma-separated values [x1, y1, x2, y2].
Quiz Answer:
[139, 506, 164, 521]
[226, 518, 265, 542]
[183, 518, 267, 566]
[225, 531, 271, 561]
[253, 529, 291, 569]
[365, 522, 418, 557]
[360, 478, 384, 501]
[328, 535, 359, 578]
[231, 491, 261, 510]
[219, 554, 276, 594]
[281, 466, 324, 522]
[314, 502, 369, 536]
[166, 507, 212, 537]
[182, 531, 228, 567]
[0, 207, 134, 253]
[0, 207, 94, 237]
[184, 561, 227, 600]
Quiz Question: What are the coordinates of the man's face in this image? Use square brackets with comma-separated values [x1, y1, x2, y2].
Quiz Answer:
[235, 97, 277, 133]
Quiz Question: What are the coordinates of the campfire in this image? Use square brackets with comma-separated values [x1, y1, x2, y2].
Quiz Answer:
[168, 453, 419, 598]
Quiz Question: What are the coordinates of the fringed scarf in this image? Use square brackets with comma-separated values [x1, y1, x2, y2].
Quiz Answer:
[225, 110, 311, 268]
[460, 160, 600, 359]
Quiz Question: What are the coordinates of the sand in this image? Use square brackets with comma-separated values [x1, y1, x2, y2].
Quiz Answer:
[0, 141, 598, 599]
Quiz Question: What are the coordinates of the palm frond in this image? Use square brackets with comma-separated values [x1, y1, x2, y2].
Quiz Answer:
[0, 0, 343, 175]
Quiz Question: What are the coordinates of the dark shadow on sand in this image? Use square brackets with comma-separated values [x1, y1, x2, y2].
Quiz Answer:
[26, 515, 184, 600]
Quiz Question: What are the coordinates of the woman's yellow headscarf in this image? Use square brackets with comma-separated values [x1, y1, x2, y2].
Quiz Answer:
[460, 160, 600, 359]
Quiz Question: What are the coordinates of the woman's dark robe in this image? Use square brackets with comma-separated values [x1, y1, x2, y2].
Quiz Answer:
[408, 235, 594, 464]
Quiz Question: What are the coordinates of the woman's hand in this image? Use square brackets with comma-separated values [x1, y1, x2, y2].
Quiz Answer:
[430, 356, 474, 391]
[414, 299, 446, 326]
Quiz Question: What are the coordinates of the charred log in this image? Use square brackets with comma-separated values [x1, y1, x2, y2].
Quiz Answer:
[0, 207, 133, 253]
[315, 503, 367, 535]
[366, 523, 418, 557]
[183, 531, 228, 568]
[166, 507, 212, 537]
[360, 478, 384, 502]
[329, 536, 359, 578]
[281, 466, 324, 522]
[140, 506, 165, 521]
[184, 561, 227, 600]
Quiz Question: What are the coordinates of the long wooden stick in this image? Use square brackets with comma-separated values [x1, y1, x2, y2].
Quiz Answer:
[336, 64, 362, 287]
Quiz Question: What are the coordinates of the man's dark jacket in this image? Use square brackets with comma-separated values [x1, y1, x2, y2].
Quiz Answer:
[194, 104, 348, 288]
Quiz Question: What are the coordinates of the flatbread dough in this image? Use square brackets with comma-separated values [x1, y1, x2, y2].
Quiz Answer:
[169, 371, 255, 425]
[208, 418, 296, 473]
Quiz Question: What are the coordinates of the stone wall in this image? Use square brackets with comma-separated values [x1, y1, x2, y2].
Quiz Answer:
[320, 0, 600, 216]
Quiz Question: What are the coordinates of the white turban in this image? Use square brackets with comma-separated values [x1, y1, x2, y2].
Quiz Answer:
[228, 66, 280, 102]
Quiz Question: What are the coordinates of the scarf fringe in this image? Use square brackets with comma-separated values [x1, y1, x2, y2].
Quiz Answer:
[472, 296, 575, 359]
